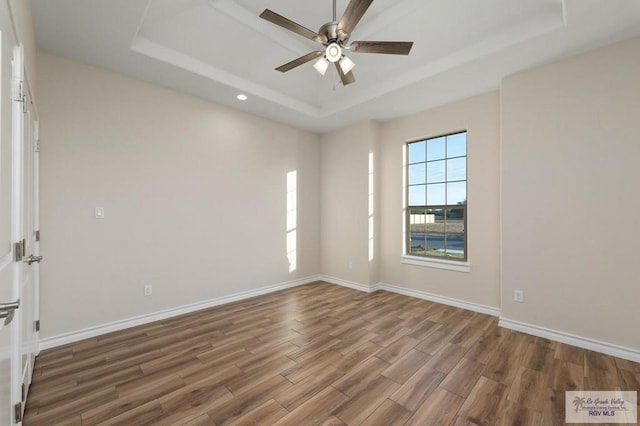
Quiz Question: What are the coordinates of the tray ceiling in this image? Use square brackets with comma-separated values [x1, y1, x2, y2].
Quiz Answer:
[31, 0, 640, 133]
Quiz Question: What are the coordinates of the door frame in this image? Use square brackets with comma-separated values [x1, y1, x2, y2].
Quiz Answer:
[0, 3, 20, 422]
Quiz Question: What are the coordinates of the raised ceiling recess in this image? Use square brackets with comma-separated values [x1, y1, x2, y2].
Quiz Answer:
[32, 0, 640, 132]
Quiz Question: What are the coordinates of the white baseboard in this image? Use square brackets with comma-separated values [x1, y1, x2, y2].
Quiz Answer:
[39, 273, 640, 364]
[39, 275, 321, 351]
[375, 282, 501, 317]
[318, 275, 375, 293]
[499, 318, 640, 363]
[325, 275, 639, 362]
[318, 275, 500, 317]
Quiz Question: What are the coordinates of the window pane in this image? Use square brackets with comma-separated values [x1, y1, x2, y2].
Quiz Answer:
[445, 208, 465, 259]
[426, 208, 445, 256]
[447, 181, 466, 205]
[408, 163, 426, 185]
[409, 233, 427, 255]
[427, 137, 445, 161]
[409, 207, 429, 227]
[447, 132, 466, 158]
[426, 183, 445, 205]
[408, 185, 426, 205]
[408, 141, 426, 164]
[427, 208, 444, 220]
[426, 160, 445, 184]
[408, 207, 426, 255]
[447, 157, 466, 182]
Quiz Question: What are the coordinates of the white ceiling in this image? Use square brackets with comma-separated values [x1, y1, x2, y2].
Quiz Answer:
[31, 0, 640, 133]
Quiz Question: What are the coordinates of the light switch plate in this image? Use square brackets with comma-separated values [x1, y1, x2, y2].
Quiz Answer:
[514, 290, 524, 303]
[95, 207, 105, 219]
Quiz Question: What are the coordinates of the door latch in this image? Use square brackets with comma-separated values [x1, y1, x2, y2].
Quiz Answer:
[24, 254, 43, 265]
[0, 299, 20, 326]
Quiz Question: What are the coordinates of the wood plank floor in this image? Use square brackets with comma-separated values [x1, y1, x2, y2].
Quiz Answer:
[24, 282, 640, 425]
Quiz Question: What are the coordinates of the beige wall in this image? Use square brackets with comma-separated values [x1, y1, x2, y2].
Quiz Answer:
[320, 121, 380, 285]
[501, 37, 640, 350]
[378, 93, 501, 309]
[38, 52, 321, 338]
[35, 27, 640, 354]
[8, 0, 37, 93]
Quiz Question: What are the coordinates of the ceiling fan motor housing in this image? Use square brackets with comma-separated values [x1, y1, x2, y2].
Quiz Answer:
[319, 22, 348, 45]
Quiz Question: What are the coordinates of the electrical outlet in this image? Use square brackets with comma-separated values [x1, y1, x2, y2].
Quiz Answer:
[144, 285, 152, 296]
[514, 290, 524, 303]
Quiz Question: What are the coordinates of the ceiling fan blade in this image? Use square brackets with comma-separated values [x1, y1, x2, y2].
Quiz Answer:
[276, 51, 324, 73]
[338, 0, 373, 37]
[335, 62, 356, 86]
[260, 9, 325, 43]
[351, 41, 414, 55]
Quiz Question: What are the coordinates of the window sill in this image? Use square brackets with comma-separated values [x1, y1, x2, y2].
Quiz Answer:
[400, 255, 471, 273]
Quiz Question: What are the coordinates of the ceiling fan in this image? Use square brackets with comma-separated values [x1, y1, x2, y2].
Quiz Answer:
[259, 0, 414, 86]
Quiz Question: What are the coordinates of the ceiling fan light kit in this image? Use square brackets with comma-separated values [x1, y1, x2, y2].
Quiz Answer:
[325, 43, 342, 62]
[338, 55, 356, 74]
[313, 57, 330, 75]
[259, 0, 414, 86]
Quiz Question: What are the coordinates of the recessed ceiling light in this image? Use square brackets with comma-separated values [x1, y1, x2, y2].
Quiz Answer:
[237, 94, 248, 101]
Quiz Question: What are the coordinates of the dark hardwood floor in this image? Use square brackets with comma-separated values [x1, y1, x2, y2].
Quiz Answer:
[24, 282, 640, 425]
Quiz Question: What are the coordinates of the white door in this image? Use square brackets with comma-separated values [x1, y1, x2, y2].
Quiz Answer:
[18, 79, 40, 414]
[0, 1, 39, 422]
[11, 45, 40, 424]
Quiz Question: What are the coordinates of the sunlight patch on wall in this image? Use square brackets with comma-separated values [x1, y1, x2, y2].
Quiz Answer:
[368, 152, 375, 262]
[286, 170, 297, 272]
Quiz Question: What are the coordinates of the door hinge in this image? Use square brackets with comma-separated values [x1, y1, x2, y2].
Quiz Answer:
[21, 383, 25, 401]
[35, 320, 40, 332]
[35, 124, 40, 152]
[35, 230, 40, 242]
[11, 79, 22, 101]
[34, 138, 40, 152]
[11, 79, 26, 113]
[13, 240, 23, 262]
[14, 402, 22, 423]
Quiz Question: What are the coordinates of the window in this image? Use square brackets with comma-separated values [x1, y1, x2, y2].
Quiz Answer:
[406, 131, 467, 261]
